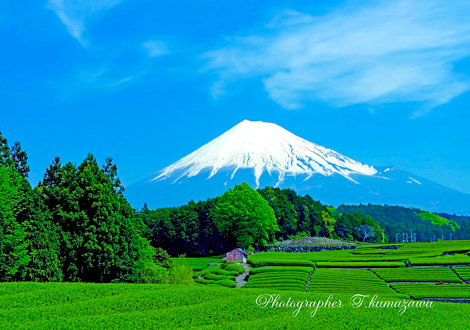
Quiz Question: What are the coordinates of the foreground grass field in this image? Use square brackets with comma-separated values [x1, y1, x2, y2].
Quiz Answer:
[1, 282, 469, 329]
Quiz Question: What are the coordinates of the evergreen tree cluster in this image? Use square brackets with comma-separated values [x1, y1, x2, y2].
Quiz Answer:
[0, 132, 166, 283]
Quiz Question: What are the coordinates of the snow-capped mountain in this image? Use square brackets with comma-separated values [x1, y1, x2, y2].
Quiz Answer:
[154, 120, 376, 186]
[126, 120, 470, 214]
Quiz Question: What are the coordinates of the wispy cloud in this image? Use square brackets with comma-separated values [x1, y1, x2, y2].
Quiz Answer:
[142, 40, 170, 57]
[204, 1, 470, 115]
[47, 0, 124, 46]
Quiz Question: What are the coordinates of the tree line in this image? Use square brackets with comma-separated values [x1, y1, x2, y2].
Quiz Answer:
[137, 185, 385, 257]
[335, 204, 470, 242]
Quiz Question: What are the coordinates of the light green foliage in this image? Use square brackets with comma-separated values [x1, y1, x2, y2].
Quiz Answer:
[373, 267, 462, 282]
[213, 183, 279, 248]
[169, 259, 194, 285]
[326, 206, 336, 213]
[417, 211, 460, 231]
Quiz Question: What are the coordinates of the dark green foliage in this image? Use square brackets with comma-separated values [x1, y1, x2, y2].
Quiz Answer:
[333, 212, 382, 243]
[0, 131, 10, 165]
[257, 187, 298, 238]
[11, 141, 30, 178]
[153, 247, 171, 269]
[136, 198, 225, 256]
[262, 188, 331, 238]
[35, 153, 160, 283]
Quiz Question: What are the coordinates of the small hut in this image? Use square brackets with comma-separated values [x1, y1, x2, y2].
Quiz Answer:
[226, 248, 248, 263]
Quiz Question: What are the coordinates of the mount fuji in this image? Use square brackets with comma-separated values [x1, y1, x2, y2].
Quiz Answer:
[126, 120, 470, 214]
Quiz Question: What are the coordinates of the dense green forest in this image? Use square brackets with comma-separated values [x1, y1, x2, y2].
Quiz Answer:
[335, 204, 470, 242]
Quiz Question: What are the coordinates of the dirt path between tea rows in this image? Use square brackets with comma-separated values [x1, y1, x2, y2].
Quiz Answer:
[236, 264, 251, 288]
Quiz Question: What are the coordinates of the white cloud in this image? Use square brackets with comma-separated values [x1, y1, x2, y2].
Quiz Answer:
[47, 0, 124, 46]
[204, 0, 470, 114]
[142, 40, 170, 57]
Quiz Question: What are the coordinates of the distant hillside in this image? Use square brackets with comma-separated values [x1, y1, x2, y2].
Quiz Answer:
[335, 204, 470, 242]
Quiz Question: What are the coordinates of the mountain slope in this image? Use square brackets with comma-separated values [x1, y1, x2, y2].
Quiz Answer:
[125, 120, 470, 214]
[154, 120, 376, 186]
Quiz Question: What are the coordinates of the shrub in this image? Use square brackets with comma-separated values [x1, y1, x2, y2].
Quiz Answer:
[169, 262, 194, 285]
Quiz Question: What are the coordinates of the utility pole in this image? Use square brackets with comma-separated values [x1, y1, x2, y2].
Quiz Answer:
[410, 229, 413, 243]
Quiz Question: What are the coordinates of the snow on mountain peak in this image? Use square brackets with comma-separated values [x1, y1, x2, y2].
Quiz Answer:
[153, 120, 377, 186]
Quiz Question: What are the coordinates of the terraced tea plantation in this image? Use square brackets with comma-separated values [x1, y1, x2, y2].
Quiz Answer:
[453, 267, 470, 281]
[243, 266, 313, 291]
[373, 267, 462, 282]
[193, 263, 245, 288]
[307, 269, 404, 297]
[245, 240, 470, 300]
[391, 283, 470, 299]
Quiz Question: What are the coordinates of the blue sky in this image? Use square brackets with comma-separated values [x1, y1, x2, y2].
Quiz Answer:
[1, 0, 470, 194]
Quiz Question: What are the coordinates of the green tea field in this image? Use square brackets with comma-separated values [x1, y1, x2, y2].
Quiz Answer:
[2, 241, 470, 329]
[1, 282, 469, 329]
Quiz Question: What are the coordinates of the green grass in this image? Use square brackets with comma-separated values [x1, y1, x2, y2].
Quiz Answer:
[373, 267, 462, 282]
[1, 282, 470, 329]
[391, 283, 470, 299]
